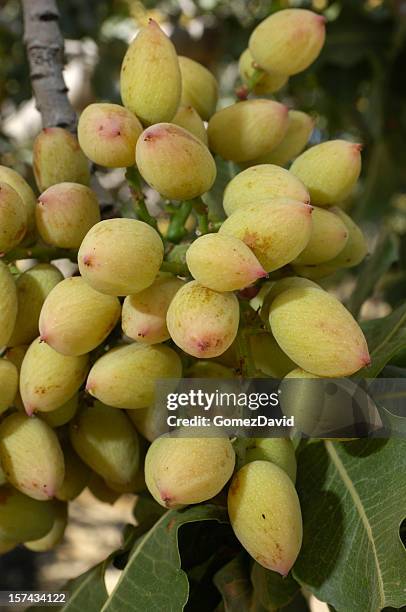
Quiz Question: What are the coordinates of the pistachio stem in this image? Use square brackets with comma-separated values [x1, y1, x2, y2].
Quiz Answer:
[210, 220, 224, 232]
[236, 67, 267, 100]
[235, 327, 257, 378]
[166, 201, 193, 244]
[191, 197, 209, 235]
[125, 167, 159, 231]
[2, 245, 77, 263]
[160, 260, 189, 276]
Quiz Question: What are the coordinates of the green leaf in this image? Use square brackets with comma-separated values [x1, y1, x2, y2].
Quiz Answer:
[251, 563, 299, 610]
[60, 563, 109, 612]
[294, 439, 406, 612]
[42, 498, 169, 612]
[213, 554, 254, 612]
[380, 365, 406, 378]
[370, 371, 406, 436]
[358, 303, 406, 378]
[379, 405, 406, 437]
[58, 521, 149, 612]
[347, 233, 398, 318]
[101, 504, 228, 612]
[111, 496, 167, 571]
[388, 347, 406, 368]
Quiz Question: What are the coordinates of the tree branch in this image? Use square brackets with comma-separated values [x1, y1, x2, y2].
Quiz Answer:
[21, 0, 77, 131]
[21, 0, 116, 215]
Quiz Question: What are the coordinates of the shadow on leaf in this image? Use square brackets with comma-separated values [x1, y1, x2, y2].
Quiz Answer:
[294, 441, 344, 588]
[340, 438, 388, 457]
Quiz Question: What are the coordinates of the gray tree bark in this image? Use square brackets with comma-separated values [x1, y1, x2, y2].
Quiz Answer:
[21, 0, 77, 132]
[21, 0, 117, 214]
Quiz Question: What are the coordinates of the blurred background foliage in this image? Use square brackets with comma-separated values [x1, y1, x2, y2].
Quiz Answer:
[0, 0, 406, 307]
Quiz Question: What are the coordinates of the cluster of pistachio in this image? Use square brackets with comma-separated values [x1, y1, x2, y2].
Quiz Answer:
[0, 8, 369, 575]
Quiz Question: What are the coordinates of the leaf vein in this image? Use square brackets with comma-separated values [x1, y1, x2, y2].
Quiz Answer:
[325, 441, 385, 609]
